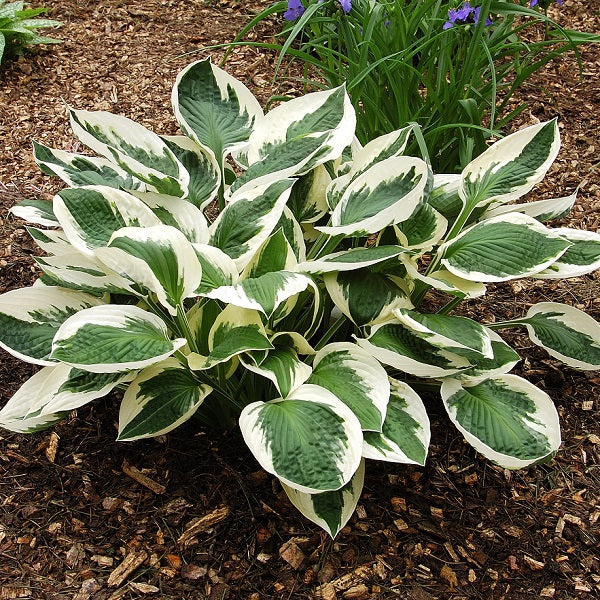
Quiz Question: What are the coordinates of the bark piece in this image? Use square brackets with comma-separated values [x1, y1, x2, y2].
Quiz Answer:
[107, 550, 148, 587]
[177, 506, 230, 545]
[122, 461, 166, 494]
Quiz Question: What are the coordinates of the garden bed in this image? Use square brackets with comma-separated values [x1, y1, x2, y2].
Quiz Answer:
[0, 1, 598, 598]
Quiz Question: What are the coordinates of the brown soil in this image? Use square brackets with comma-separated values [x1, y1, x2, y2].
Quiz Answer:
[0, 1, 599, 599]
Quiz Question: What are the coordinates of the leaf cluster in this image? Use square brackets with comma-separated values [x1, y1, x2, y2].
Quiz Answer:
[1, 60, 599, 536]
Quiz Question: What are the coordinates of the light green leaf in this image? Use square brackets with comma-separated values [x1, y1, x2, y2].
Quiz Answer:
[532, 228, 600, 279]
[50, 305, 186, 373]
[356, 322, 469, 378]
[460, 120, 560, 210]
[118, 358, 211, 441]
[363, 379, 430, 465]
[298, 245, 408, 274]
[69, 107, 188, 196]
[53, 185, 160, 255]
[281, 459, 365, 538]
[439, 213, 571, 282]
[521, 302, 600, 370]
[172, 59, 263, 164]
[428, 174, 462, 221]
[441, 375, 561, 469]
[307, 342, 389, 432]
[239, 384, 363, 494]
[483, 191, 577, 223]
[0, 286, 102, 365]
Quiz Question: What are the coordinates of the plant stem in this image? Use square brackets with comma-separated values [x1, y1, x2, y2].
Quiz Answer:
[437, 296, 463, 315]
[176, 304, 199, 354]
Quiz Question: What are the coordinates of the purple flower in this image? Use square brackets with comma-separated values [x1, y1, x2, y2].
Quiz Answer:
[530, 0, 563, 7]
[339, 0, 352, 14]
[444, 2, 493, 30]
[473, 6, 493, 26]
[284, 0, 305, 21]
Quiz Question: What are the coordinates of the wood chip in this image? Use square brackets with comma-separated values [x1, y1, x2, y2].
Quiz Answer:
[177, 506, 230, 545]
[523, 555, 545, 571]
[440, 565, 458, 588]
[443, 542, 459, 562]
[129, 582, 159, 593]
[181, 564, 207, 580]
[342, 584, 369, 599]
[122, 460, 166, 494]
[314, 583, 337, 600]
[107, 550, 148, 587]
[279, 539, 305, 570]
[45, 432, 59, 463]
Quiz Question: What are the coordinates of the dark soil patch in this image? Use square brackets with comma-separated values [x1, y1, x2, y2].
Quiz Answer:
[0, 1, 599, 599]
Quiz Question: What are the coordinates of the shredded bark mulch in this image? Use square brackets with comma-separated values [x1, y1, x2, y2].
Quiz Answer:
[0, 1, 598, 598]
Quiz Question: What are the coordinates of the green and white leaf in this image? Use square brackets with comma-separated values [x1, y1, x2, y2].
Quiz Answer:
[393, 309, 494, 358]
[307, 342, 389, 432]
[356, 322, 469, 378]
[287, 164, 331, 224]
[428, 174, 462, 221]
[460, 120, 560, 210]
[132, 190, 210, 244]
[95, 225, 203, 314]
[69, 107, 188, 196]
[172, 59, 263, 163]
[298, 245, 408, 274]
[50, 304, 186, 373]
[187, 305, 272, 370]
[53, 186, 160, 255]
[0, 286, 102, 365]
[439, 213, 571, 282]
[441, 375, 561, 469]
[318, 157, 429, 236]
[241, 348, 312, 398]
[532, 228, 600, 279]
[521, 302, 600, 370]
[277, 206, 307, 263]
[204, 271, 313, 318]
[9, 198, 57, 227]
[32, 140, 146, 190]
[118, 358, 212, 441]
[281, 459, 365, 538]
[209, 179, 295, 270]
[239, 384, 363, 494]
[400, 256, 486, 299]
[324, 270, 412, 326]
[27, 227, 70, 256]
[241, 228, 298, 280]
[161, 135, 221, 210]
[362, 379, 430, 465]
[483, 191, 577, 222]
[394, 203, 448, 251]
[192, 243, 238, 294]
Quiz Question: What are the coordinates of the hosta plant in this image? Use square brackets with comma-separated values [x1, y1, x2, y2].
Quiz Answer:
[2, 59, 600, 537]
[0, 1, 61, 64]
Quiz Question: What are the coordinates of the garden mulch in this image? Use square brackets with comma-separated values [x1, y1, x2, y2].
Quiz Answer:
[0, 1, 599, 598]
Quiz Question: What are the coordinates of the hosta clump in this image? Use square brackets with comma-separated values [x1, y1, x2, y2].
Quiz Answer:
[2, 60, 600, 537]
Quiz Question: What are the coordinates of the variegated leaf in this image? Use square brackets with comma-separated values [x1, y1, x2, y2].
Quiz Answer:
[9, 198, 58, 227]
[0, 286, 102, 365]
[362, 379, 430, 465]
[33, 140, 146, 190]
[69, 107, 188, 196]
[318, 157, 429, 237]
[441, 375, 561, 469]
[428, 174, 462, 221]
[241, 228, 298, 280]
[209, 179, 295, 270]
[287, 165, 331, 224]
[132, 190, 210, 244]
[307, 342, 389, 432]
[161, 135, 221, 210]
[241, 348, 312, 398]
[187, 305, 272, 370]
[324, 270, 412, 327]
[483, 191, 577, 222]
[521, 303, 600, 370]
[239, 384, 363, 494]
[356, 322, 469, 378]
[95, 225, 203, 314]
[393, 309, 493, 358]
[192, 244, 238, 294]
[172, 59, 264, 164]
[460, 120, 560, 210]
[118, 358, 212, 441]
[26, 227, 70, 255]
[276, 206, 307, 263]
[532, 228, 600, 279]
[50, 304, 186, 373]
[394, 203, 448, 251]
[204, 271, 313, 318]
[0, 364, 131, 433]
[281, 459, 365, 538]
[439, 213, 571, 282]
[298, 245, 408, 274]
[53, 186, 161, 255]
